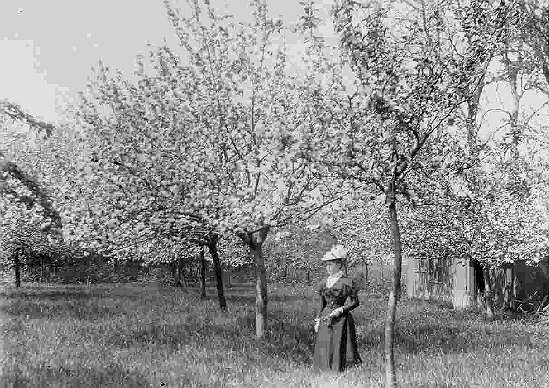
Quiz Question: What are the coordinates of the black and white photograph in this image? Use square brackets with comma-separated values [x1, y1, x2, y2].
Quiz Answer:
[2, 1, 549, 386]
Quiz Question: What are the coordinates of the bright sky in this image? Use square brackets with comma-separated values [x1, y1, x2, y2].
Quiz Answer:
[2, 0, 545, 136]
[0, 1, 318, 123]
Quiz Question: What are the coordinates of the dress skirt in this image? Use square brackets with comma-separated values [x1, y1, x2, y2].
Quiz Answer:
[313, 312, 362, 372]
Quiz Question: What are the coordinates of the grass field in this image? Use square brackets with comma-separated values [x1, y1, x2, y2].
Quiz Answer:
[1, 281, 549, 387]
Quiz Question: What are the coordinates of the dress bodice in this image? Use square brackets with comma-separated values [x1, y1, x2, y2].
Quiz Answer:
[319, 278, 354, 308]
[315, 276, 360, 318]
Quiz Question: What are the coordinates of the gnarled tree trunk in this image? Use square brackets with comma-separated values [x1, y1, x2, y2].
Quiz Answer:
[240, 226, 270, 339]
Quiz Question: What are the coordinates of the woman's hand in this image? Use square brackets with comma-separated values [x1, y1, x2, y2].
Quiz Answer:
[329, 307, 344, 318]
[314, 318, 320, 333]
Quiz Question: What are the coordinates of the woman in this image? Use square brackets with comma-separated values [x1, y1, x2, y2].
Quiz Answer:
[313, 244, 362, 372]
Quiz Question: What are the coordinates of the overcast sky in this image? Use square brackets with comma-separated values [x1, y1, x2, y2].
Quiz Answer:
[0, 1, 321, 122]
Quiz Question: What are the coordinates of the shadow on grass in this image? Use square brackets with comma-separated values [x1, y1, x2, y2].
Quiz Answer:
[99, 307, 386, 368]
[1, 299, 130, 320]
[0, 285, 148, 320]
[353, 300, 541, 355]
[0, 363, 150, 387]
[395, 322, 538, 354]
[213, 293, 307, 304]
[4, 283, 539, 365]
[191, 284, 309, 304]
[1, 284, 151, 301]
[2, 289, 104, 301]
[100, 309, 317, 366]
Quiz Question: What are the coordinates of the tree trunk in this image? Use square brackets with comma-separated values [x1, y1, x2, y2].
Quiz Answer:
[199, 246, 207, 299]
[252, 241, 268, 339]
[503, 46, 521, 160]
[207, 236, 227, 311]
[172, 261, 182, 287]
[502, 266, 514, 310]
[240, 226, 270, 339]
[169, 262, 178, 287]
[180, 258, 188, 287]
[483, 267, 495, 320]
[513, 270, 521, 309]
[14, 254, 21, 288]
[385, 190, 403, 388]
[465, 89, 482, 153]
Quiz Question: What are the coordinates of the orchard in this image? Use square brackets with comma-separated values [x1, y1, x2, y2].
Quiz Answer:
[2, 1, 549, 387]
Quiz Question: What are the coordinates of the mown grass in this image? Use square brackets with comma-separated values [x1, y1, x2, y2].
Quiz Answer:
[1, 282, 549, 387]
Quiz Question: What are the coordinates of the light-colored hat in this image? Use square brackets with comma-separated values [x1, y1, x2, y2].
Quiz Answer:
[321, 244, 348, 261]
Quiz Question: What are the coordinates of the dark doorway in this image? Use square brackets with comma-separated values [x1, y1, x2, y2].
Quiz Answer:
[472, 259, 484, 295]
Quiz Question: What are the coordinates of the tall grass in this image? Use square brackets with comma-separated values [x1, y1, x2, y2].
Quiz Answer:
[1, 282, 548, 387]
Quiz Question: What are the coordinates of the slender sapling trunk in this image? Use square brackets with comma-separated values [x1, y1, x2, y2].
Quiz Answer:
[252, 244, 268, 339]
[385, 188, 403, 388]
[199, 245, 207, 299]
[14, 253, 21, 288]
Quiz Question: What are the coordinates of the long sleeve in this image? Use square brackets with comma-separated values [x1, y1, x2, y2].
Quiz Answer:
[314, 281, 326, 320]
[342, 280, 360, 314]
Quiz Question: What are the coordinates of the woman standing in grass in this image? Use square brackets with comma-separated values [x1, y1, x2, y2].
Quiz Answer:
[313, 244, 362, 372]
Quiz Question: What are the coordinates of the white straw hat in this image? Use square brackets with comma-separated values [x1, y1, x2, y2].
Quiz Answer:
[321, 244, 348, 261]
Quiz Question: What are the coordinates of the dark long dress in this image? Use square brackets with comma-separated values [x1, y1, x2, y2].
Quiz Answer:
[313, 275, 362, 372]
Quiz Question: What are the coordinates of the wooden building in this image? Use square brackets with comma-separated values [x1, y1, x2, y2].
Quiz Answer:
[406, 256, 549, 309]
